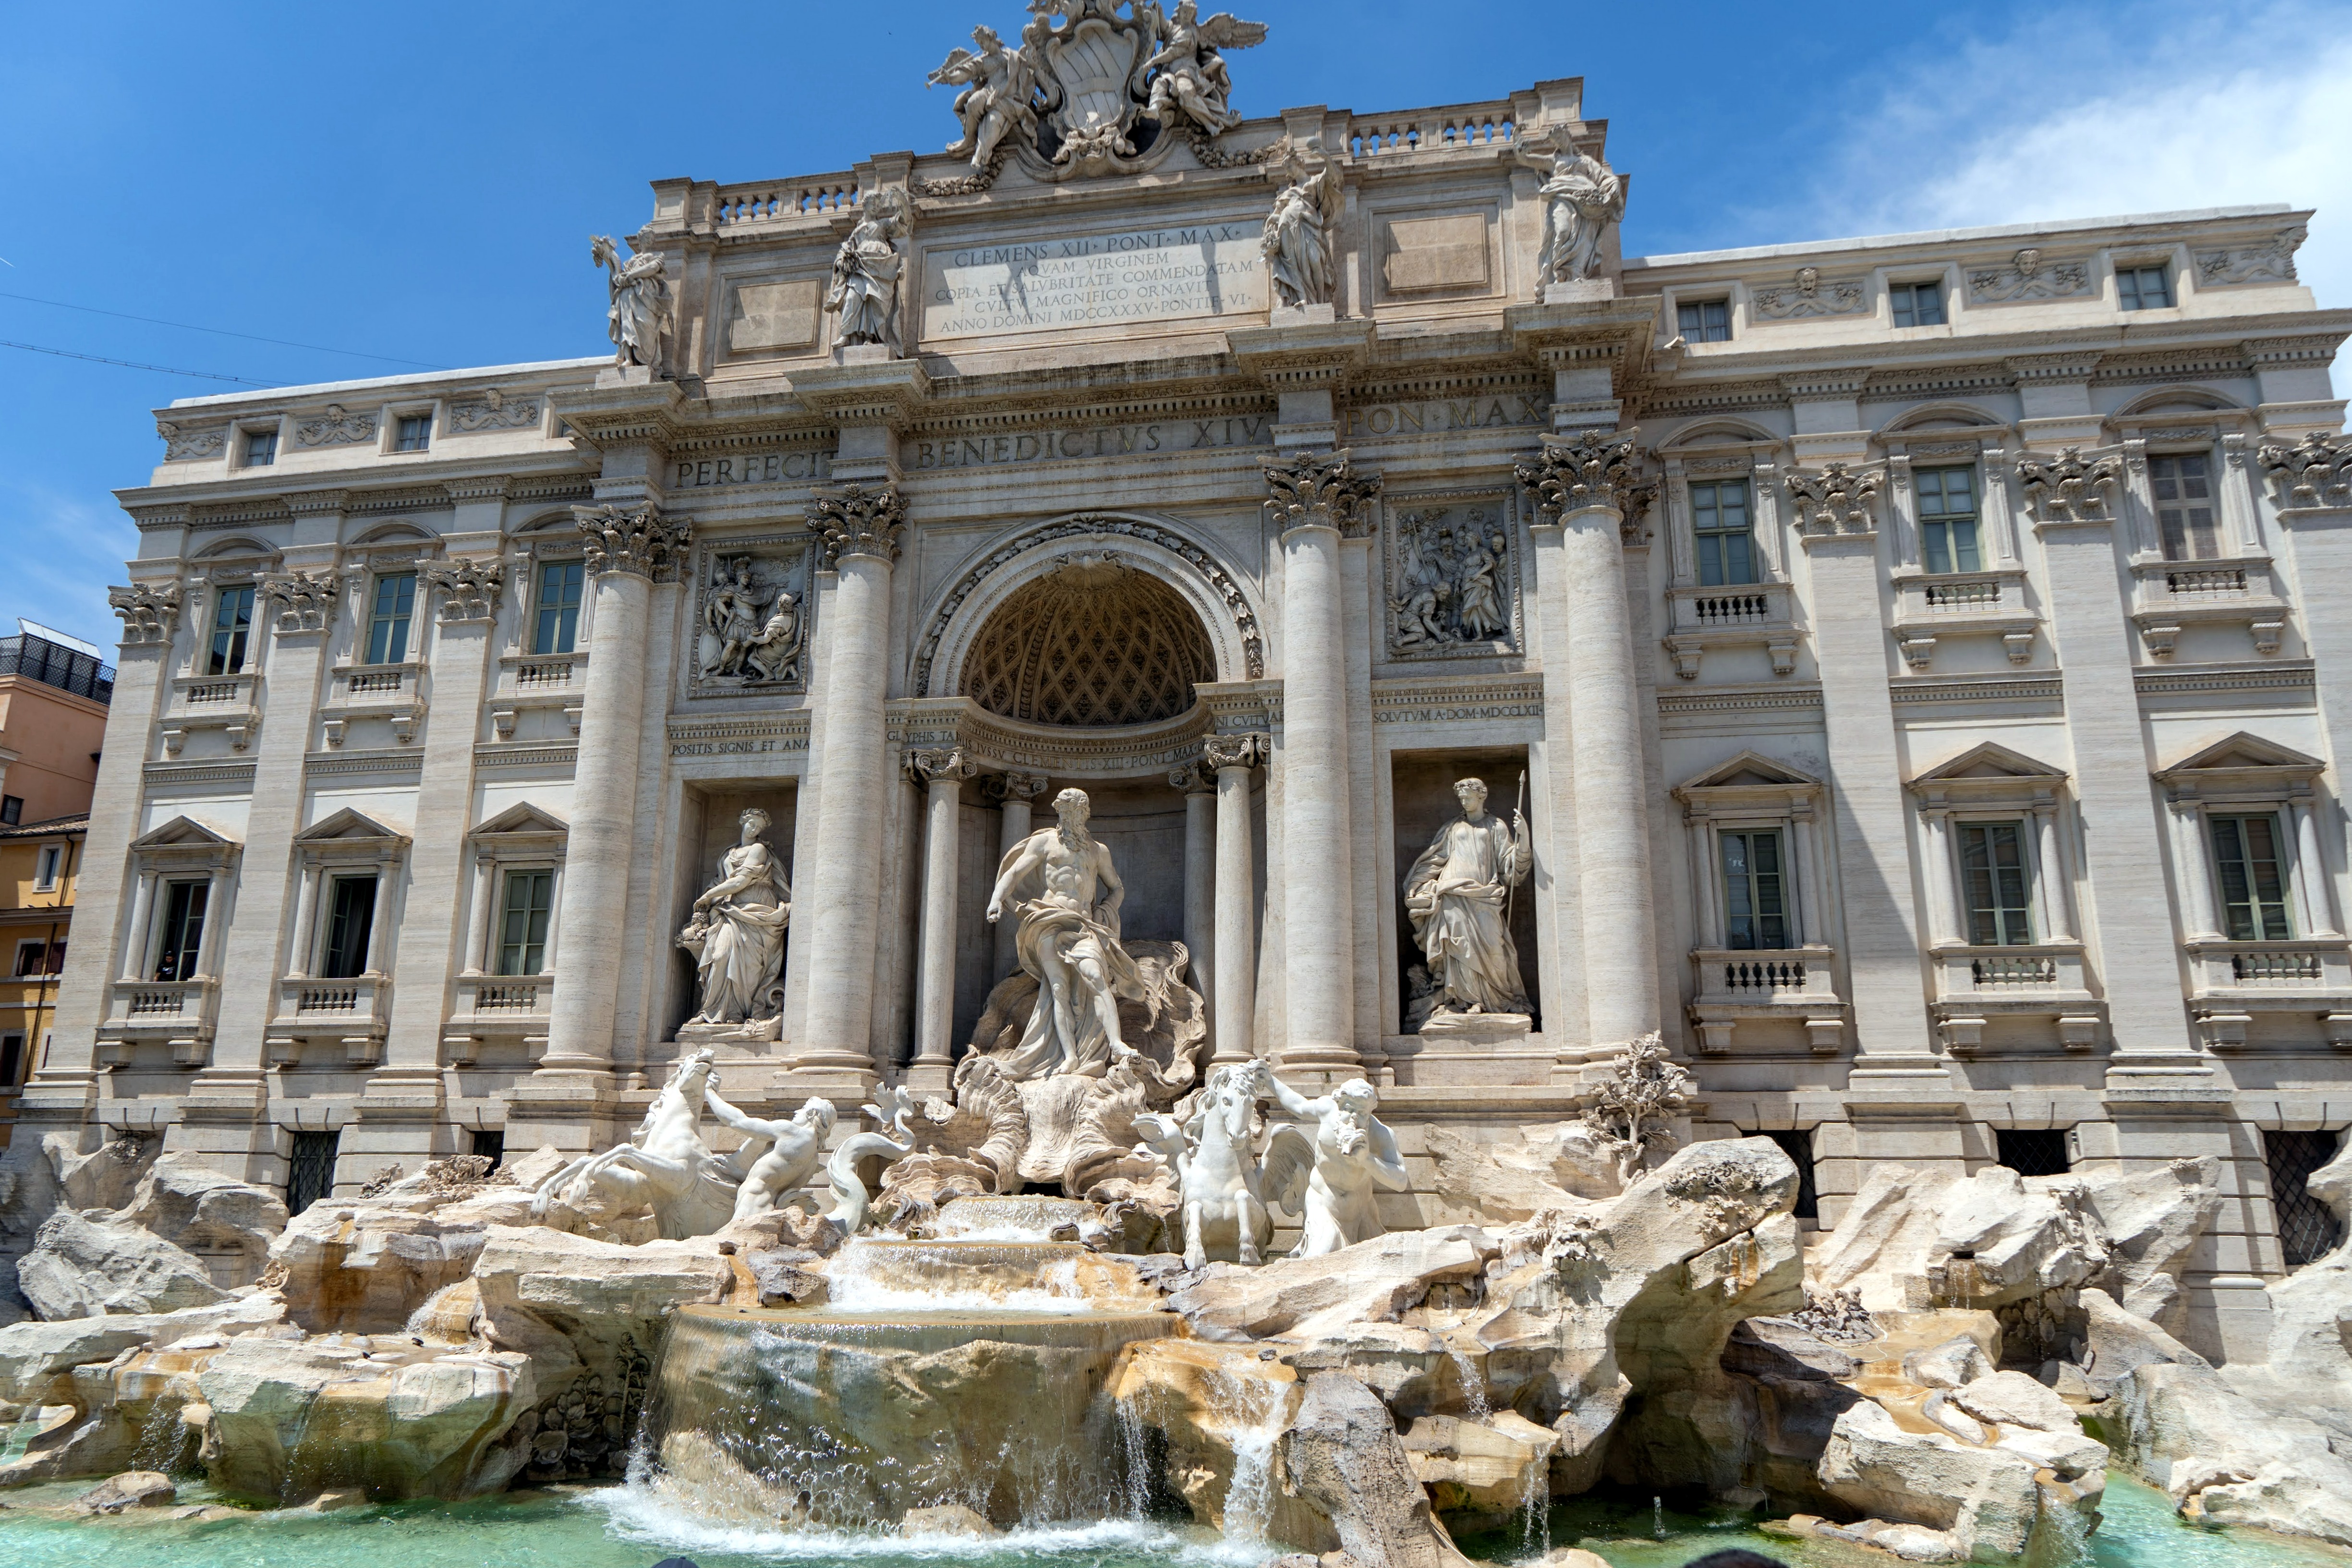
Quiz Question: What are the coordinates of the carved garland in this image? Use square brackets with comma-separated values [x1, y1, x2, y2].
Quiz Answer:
[913, 516, 1265, 697]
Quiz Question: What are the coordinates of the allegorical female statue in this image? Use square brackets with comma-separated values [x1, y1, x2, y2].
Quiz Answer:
[984, 787, 1148, 1078]
[825, 187, 910, 356]
[591, 234, 672, 371]
[1402, 776, 1532, 1020]
[1261, 156, 1341, 310]
[678, 808, 790, 1026]
[1530, 147, 1625, 284]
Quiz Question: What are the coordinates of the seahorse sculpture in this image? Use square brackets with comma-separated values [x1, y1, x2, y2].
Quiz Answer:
[826, 1083, 921, 1235]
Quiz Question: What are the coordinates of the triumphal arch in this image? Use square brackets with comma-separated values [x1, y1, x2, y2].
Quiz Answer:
[22, 0, 2352, 1361]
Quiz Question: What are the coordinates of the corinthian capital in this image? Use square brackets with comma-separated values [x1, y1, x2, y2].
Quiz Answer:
[573, 503, 690, 579]
[1200, 731, 1268, 772]
[108, 583, 182, 645]
[2260, 430, 2352, 511]
[2016, 448, 2121, 525]
[260, 570, 341, 633]
[811, 484, 907, 565]
[1782, 462, 1885, 537]
[906, 745, 978, 786]
[1515, 427, 1643, 521]
[1262, 449, 1381, 538]
[424, 558, 506, 621]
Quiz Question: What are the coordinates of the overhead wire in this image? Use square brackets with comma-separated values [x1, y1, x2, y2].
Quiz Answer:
[0, 289, 442, 369]
[0, 338, 275, 386]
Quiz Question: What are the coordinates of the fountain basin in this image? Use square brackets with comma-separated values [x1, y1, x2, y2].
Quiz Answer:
[826, 1239, 1162, 1314]
[923, 1194, 1104, 1241]
[642, 1301, 1175, 1530]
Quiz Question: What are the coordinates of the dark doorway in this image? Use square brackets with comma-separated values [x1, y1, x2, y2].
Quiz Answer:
[286, 1130, 341, 1215]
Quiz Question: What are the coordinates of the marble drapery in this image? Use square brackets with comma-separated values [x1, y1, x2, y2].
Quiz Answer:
[1402, 780, 1530, 1019]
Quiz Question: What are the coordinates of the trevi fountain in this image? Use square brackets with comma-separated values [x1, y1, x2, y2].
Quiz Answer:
[8, 6, 2352, 1568]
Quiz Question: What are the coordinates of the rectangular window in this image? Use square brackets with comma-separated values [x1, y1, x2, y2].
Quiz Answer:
[208, 584, 256, 675]
[320, 875, 379, 979]
[469, 1128, 506, 1171]
[1690, 479, 1757, 586]
[1676, 299, 1731, 342]
[1997, 1128, 2071, 1177]
[394, 413, 433, 453]
[2151, 453, 2219, 560]
[154, 879, 208, 982]
[533, 560, 585, 655]
[13, 940, 43, 978]
[1958, 820, 2034, 946]
[1916, 466, 1982, 575]
[35, 845, 62, 889]
[364, 572, 417, 665]
[1890, 280, 1946, 328]
[2211, 813, 2293, 941]
[2268, 1129, 2346, 1267]
[2118, 265, 2172, 311]
[0, 797, 18, 826]
[286, 1130, 340, 1216]
[0, 1033, 22, 1090]
[497, 869, 555, 975]
[1720, 829, 1789, 950]
[242, 427, 277, 467]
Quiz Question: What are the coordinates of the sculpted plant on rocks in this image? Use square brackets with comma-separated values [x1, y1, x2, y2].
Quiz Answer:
[1577, 1032, 1691, 1186]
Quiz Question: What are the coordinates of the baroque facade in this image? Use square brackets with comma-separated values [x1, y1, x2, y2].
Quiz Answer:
[20, 30, 2352, 1360]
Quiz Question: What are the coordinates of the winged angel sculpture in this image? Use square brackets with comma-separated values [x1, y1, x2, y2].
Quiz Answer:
[925, 1, 1267, 178]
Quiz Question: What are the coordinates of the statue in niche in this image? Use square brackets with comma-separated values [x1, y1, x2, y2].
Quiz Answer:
[700, 555, 805, 685]
[985, 787, 1148, 1077]
[1261, 153, 1341, 310]
[1259, 1069, 1409, 1257]
[1403, 777, 1532, 1024]
[591, 234, 672, 372]
[929, 23, 1047, 172]
[825, 186, 910, 355]
[678, 808, 790, 1028]
[1140, 1, 1266, 135]
[1523, 143, 1625, 285]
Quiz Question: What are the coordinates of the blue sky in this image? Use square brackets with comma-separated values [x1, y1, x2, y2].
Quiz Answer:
[4, 0, 2348, 652]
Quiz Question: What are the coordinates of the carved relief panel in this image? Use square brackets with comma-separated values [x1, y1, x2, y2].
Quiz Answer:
[687, 537, 813, 698]
[1381, 489, 1522, 662]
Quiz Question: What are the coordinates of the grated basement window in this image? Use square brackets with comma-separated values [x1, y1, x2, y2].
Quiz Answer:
[286, 1130, 341, 1216]
[470, 1128, 506, 1172]
[2267, 1129, 2345, 1267]
[1997, 1128, 2070, 1177]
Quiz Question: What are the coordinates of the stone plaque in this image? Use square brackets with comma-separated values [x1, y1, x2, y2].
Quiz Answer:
[1381, 213, 1489, 293]
[922, 223, 1264, 339]
[727, 280, 824, 353]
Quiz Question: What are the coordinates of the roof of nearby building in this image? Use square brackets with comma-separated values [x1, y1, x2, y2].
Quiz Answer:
[1625, 204, 2302, 270]
[0, 814, 89, 841]
[163, 355, 607, 412]
[0, 632, 112, 706]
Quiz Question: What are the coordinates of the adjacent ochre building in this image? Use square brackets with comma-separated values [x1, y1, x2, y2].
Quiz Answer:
[12, 37, 2352, 1359]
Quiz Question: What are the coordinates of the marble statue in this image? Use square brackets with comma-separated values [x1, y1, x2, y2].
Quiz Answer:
[1402, 777, 1532, 1021]
[1262, 154, 1341, 310]
[1391, 510, 1512, 652]
[1525, 145, 1625, 284]
[591, 234, 672, 372]
[985, 786, 1148, 1078]
[708, 1089, 837, 1224]
[1140, 1, 1266, 135]
[1260, 1071, 1408, 1258]
[828, 1084, 921, 1234]
[825, 187, 910, 355]
[678, 809, 790, 1028]
[929, 24, 1044, 171]
[530, 1050, 738, 1239]
[700, 557, 804, 685]
[1136, 1060, 1275, 1268]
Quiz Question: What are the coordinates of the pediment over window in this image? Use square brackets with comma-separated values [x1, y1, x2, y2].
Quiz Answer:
[130, 815, 237, 850]
[2157, 732, 2325, 796]
[1911, 741, 2068, 786]
[295, 807, 411, 848]
[469, 802, 570, 859]
[471, 802, 569, 838]
[1675, 750, 1821, 794]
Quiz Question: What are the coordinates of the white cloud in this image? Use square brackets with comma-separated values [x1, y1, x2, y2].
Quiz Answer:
[1784, 1, 2352, 329]
[2, 477, 139, 652]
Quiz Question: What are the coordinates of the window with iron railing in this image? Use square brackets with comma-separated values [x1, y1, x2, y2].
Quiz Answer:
[1916, 466, 1982, 575]
[1691, 479, 1757, 586]
[365, 572, 416, 665]
[208, 585, 256, 675]
[534, 560, 585, 655]
[2210, 813, 2293, 940]
[1720, 829, 1789, 950]
[497, 869, 554, 975]
[153, 879, 208, 982]
[2152, 453, 2220, 561]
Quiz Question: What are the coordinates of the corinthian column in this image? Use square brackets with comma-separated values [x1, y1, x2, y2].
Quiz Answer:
[989, 771, 1047, 982]
[1170, 757, 1217, 1026]
[908, 744, 977, 1094]
[541, 504, 689, 1078]
[1264, 450, 1380, 1073]
[1517, 430, 1661, 1047]
[790, 484, 906, 1094]
[1204, 732, 1266, 1066]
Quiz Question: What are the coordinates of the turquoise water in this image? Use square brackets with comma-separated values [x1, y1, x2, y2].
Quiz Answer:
[0, 1472, 2342, 1568]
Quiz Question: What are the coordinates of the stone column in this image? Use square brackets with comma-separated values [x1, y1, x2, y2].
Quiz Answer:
[2168, 795, 2223, 941]
[2033, 803, 2079, 943]
[908, 745, 976, 1094]
[1263, 450, 1381, 1073]
[1171, 758, 1218, 1026]
[1206, 732, 1265, 1066]
[1917, 807, 1958, 947]
[1517, 431, 1661, 1046]
[541, 505, 689, 1081]
[989, 772, 1045, 985]
[462, 856, 495, 977]
[790, 485, 906, 1095]
[2266, 437, 2352, 941]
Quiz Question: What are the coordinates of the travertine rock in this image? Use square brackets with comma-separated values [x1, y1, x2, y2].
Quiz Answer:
[1169, 1227, 1497, 1342]
[0, 1293, 285, 1409]
[1398, 1410, 1560, 1522]
[1818, 1397, 2087, 1561]
[123, 1154, 288, 1282]
[1109, 1337, 1320, 1543]
[1281, 1372, 1474, 1568]
[74, 1469, 175, 1512]
[902, 1503, 999, 1536]
[2075, 1157, 2219, 1327]
[16, 1209, 231, 1320]
[1418, 1123, 1616, 1225]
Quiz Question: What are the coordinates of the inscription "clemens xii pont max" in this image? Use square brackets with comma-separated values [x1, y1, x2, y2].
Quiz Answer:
[923, 223, 1265, 338]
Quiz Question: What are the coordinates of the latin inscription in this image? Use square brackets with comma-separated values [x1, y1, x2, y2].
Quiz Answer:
[1344, 394, 1550, 439]
[909, 414, 1271, 471]
[672, 451, 831, 490]
[924, 224, 1264, 338]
